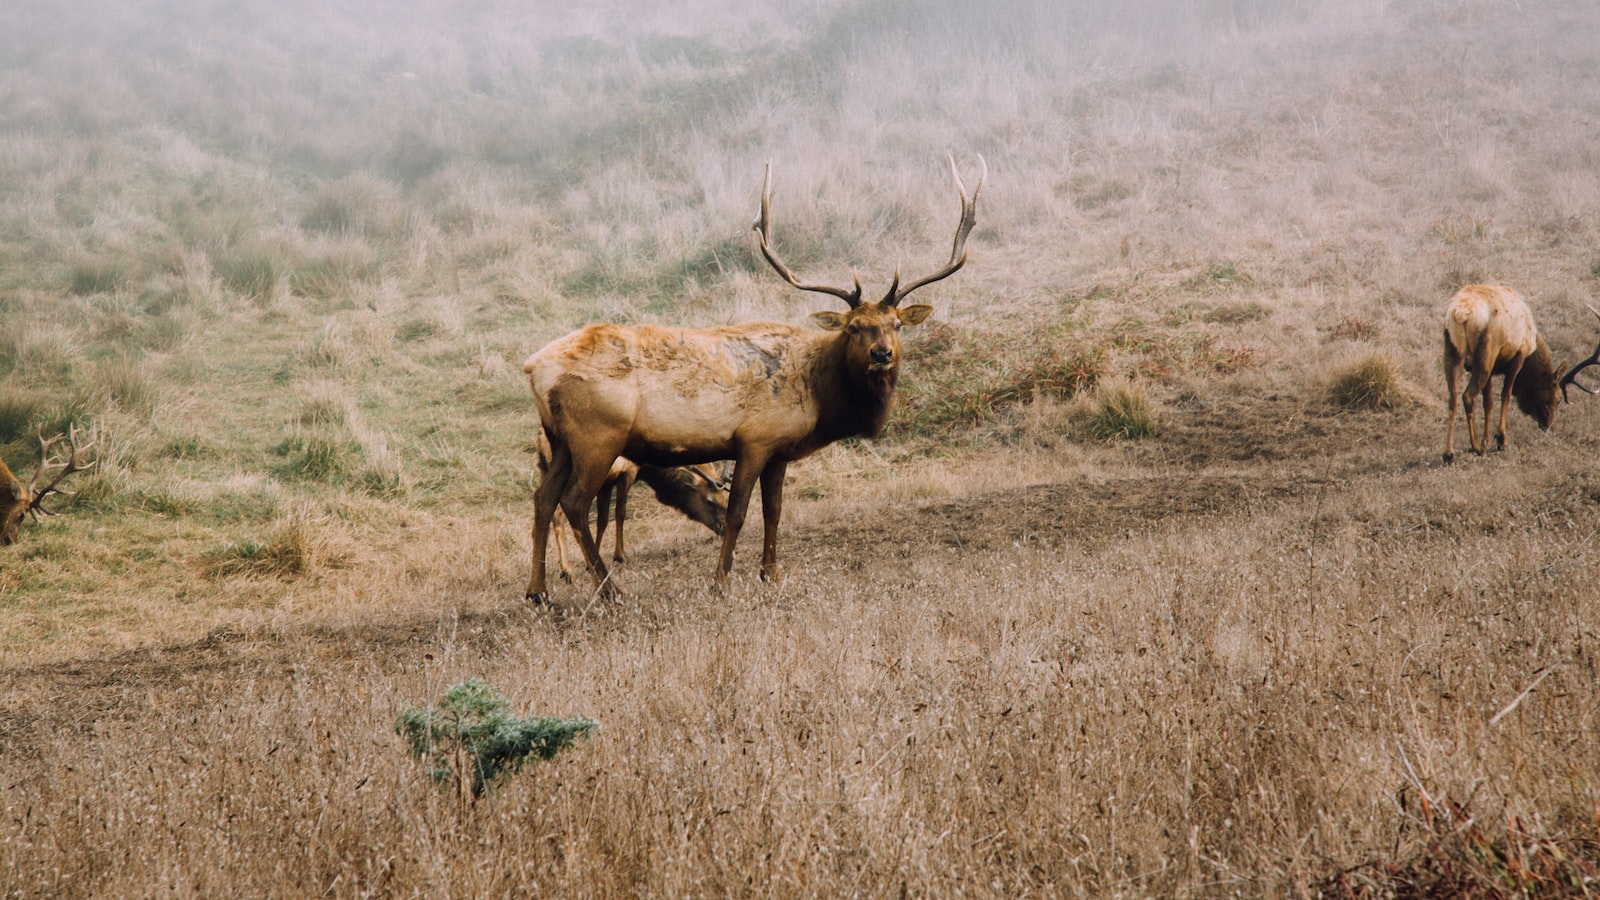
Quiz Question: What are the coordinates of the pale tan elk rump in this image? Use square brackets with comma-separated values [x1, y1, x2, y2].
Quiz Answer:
[1441, 284, 1567, 463]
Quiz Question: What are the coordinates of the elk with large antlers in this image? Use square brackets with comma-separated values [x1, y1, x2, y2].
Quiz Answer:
[1442, 285, 1566, 463]
[524, 156, 983, 602]
[1, 427, 96, 545]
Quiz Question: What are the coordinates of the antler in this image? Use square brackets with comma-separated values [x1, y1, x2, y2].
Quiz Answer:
[1559, 304, 1600, 402]
[886, 153, 985, 307]
[26, 426, 96, 519]
[686, 464, 731, 492]
[753, 162, 864, 308]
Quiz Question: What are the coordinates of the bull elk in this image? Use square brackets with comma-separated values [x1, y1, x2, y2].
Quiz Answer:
[524, 155, 983, 602]
[536, 428, 729, 580]
[1, 427, 96, 545]
[1442, 284, 1566, 462]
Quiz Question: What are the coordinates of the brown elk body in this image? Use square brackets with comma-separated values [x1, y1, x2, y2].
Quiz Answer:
[1442, 284, 1565, 462]
[535, 429, 728, 579]
[524, 157, 982, 602]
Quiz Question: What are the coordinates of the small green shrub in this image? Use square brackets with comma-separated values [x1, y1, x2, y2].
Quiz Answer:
[1084, 383, 1157, 441]
[397, 679, 598, 799]
[1328, 355, 1406, 410]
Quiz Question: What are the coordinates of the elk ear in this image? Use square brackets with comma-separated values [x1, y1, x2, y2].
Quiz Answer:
[3, 480, 21, 501]
[810, 311, 848, 331]
[896, 304, 933, 326]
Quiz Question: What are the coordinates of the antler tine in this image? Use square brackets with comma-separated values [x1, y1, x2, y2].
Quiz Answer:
[753, 162, 863, 308]
[26, 425, 97, 519]
[1559, 303, 1600, 402]
[888, 153, 986, 307]
[687, 464, 731, 492]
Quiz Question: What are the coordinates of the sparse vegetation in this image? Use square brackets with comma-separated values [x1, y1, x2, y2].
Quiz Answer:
[3, 0, 1599, 895]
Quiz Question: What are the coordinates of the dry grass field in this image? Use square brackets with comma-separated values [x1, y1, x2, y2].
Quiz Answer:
[3, 0, 1600, 895]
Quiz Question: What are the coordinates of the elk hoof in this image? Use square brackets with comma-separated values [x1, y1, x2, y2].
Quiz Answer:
[558, 570, 573, 583]
[612, 554, 627, 564]
[1442, 452, 1455, 464]
[525, 591, 549, 606]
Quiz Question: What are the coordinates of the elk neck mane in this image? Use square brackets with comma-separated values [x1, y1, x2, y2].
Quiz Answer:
[808, 326, 899, 443]
[1511, 336, 1556, 418]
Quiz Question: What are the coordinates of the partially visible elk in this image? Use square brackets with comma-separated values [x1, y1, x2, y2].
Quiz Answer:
[1, 427, 96, 545]
[1557, 304, 1600, 402]
[1442, 284, 1566, 462]
[535, 429, 729, 581]
[524, 155, 983, 602]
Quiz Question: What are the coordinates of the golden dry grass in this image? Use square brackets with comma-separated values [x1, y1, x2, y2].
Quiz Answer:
[3, 0, 1600, 895]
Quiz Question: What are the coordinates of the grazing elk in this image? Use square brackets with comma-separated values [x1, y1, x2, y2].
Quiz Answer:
[1442, 284, 1566, 462]
[1, 427, 96, 545]
[524, 155, 983, 602]
[535, 428, 729, 579]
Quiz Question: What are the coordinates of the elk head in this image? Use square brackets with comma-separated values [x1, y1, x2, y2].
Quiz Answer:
[753, 155, 984, 385]
[0, 427, 96, 546]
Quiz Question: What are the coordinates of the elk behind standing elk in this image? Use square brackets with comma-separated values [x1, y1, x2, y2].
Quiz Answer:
[535, 428, 729, 580]
[524, 155, 983, 603]
[1, 428, 96, 546]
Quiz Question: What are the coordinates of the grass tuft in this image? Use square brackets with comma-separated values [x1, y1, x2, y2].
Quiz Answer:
[1083, 382, 1158, 441]
[202, 503, 341, 579]
[1328, 354, 1407, 410]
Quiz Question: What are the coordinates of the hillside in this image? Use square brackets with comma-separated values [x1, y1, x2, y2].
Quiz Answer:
[3, 0, 1599, 895]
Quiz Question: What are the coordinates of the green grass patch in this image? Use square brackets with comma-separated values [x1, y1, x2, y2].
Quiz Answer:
[892, 322, 1108, 438]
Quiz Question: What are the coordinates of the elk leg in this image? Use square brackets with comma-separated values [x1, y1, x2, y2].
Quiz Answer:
[553, 512, 575, 582]
[1461, 367, 1487, 456]
[528, 441, 574, 603]
[560, 459, 622, 600]
[758, 459, 787, 584]
[611, 469, 636, 563]
[1443, 350, 1463, 463]
[715, 453, 767, 590]
[595, 482, 616, 560]
[1495, 359, 1524, 451]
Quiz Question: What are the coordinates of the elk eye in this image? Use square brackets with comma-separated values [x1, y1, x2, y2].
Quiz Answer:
[846, 323, 860, 335]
